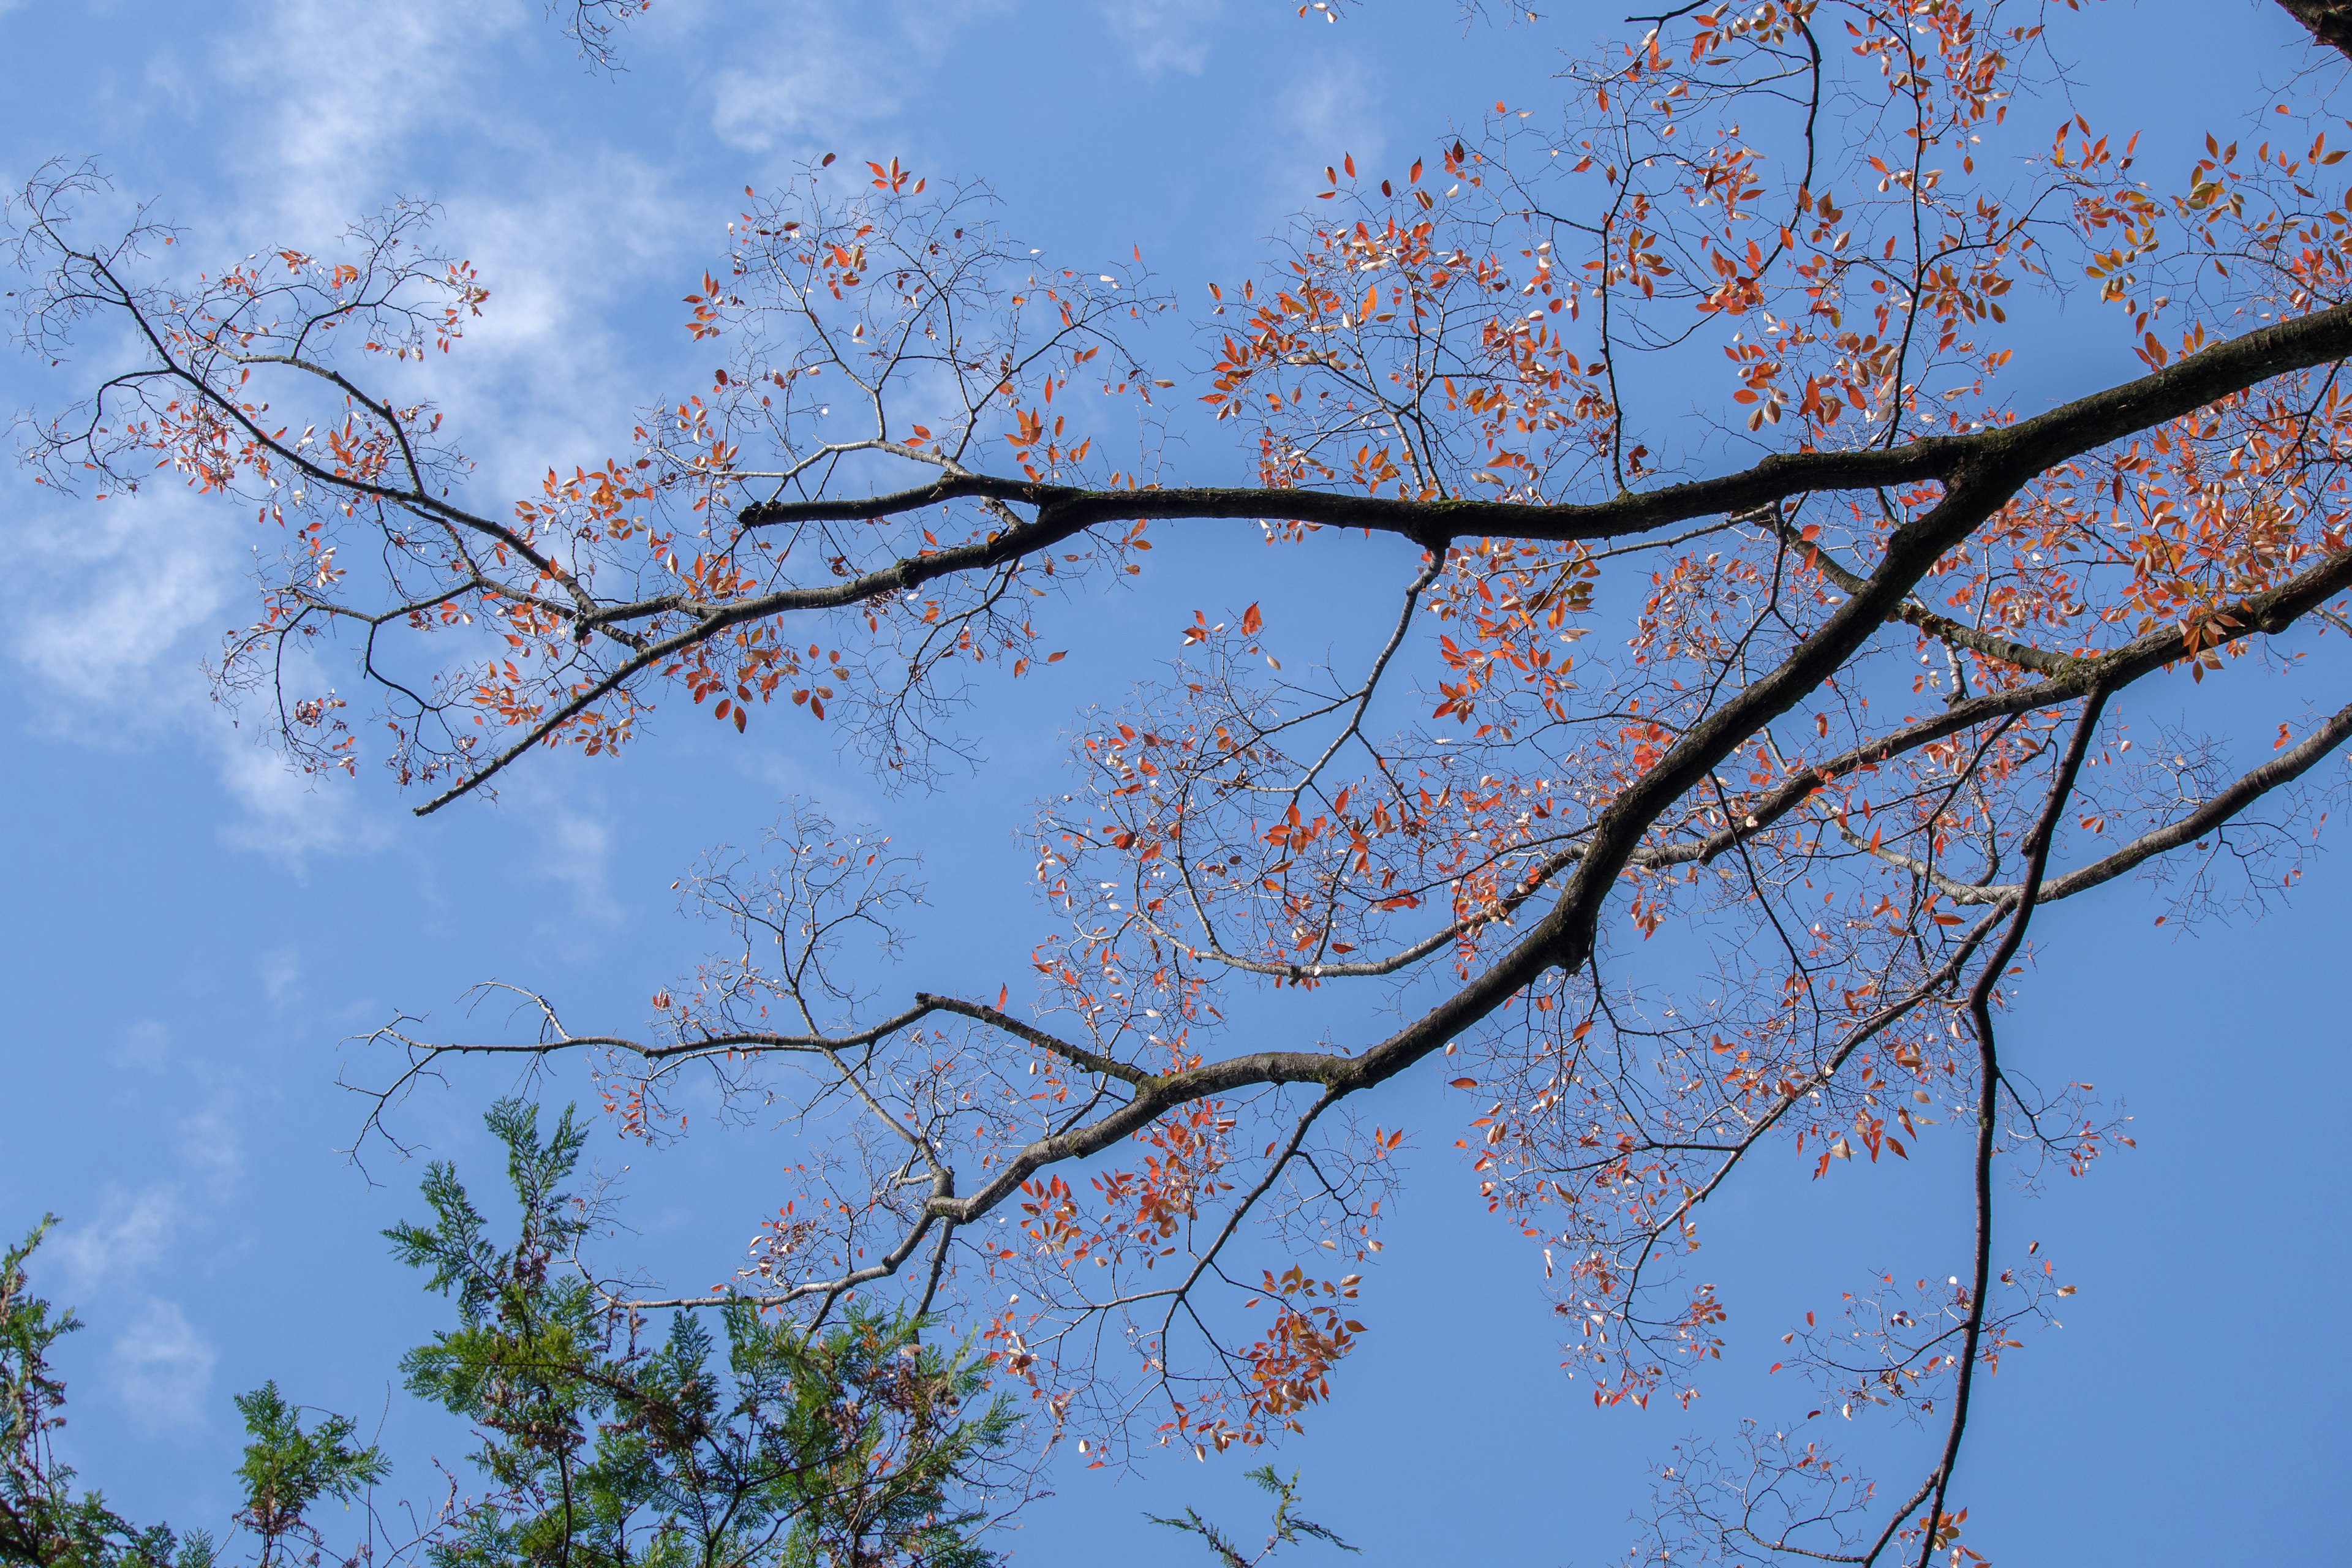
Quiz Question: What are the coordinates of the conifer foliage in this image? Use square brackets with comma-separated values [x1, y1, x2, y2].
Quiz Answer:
[388, 1101, 1012, 1568]
[0, 1102, 1012, 1568]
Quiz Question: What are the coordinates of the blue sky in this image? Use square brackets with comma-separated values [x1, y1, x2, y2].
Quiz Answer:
[1, 1, 2345, 1562]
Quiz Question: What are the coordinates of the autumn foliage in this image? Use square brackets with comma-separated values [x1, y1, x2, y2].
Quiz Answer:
[15, 2, 2352, 1562]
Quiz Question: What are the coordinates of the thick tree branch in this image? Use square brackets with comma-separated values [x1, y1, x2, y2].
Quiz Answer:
[2278, 0, 2352, 59]
[897, 303, 2352, 1240]
[732, 300, 2352, 548]
[1867, 694, 2352, 907]
[1648, 539, 2352, 872]
[413, 301, 2352, 815]
[1789, 522, 2081, 677]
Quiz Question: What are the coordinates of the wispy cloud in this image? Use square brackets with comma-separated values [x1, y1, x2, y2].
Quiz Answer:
[1098, 0, 1223, 75]
[4, 0, 710, 869]
[704, 1, 1019, 159]
[257, 946, 303, 1005]
[175, 1097, 247, 1191]
[214, 0, 521, 235]
[115, 1019, 174, 1074]
[710, 12, 902, 154]
[108, 1298, 217, 1432]
[1278, 53, 1389, 190]
[47, 1184, 182, 1297]
[213, 737, 393, 865]
[0, 481, 403, 862]
[537, 794, 622, 924]
[5, 494, 230, 722]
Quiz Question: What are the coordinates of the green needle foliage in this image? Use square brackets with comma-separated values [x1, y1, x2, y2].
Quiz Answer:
[4, 1097, 1014, 1568]
[0, 1220, 190, 1568]
[1148, 1467, 1357, 1568]
[3, 1226, 379, 1568]
[387, 1099, 1014, 1568]
[230, 1384, 386, 1568]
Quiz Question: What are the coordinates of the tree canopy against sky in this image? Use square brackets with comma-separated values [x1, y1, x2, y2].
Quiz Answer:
[5, 2, 2351, 1564]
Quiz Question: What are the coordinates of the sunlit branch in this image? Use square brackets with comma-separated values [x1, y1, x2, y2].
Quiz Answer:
[1280, 551, 1446, 812]
[1782, 512, 2083, 677]
[396, 299, 2352, 813]
[1613, 904, 2008, 1321]
[912, 993, 1156, 1087]
[733, 299, 2352, 545]
[1897, 695, 2352, 907]
[1904, 686, 2108, 1568]
[69, 251, 579, 598]
[1645, 538, 2352, 875]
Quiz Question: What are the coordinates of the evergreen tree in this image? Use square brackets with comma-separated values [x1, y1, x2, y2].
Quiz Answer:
[3, 1100, 1011, 1568]
[388, 1101, 1013, 1568]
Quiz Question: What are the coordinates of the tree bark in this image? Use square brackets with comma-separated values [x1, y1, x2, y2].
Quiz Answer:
[2278, 0, 2352, 59]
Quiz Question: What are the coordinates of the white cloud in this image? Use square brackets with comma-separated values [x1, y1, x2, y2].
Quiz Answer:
[1098, 0, 1223, 75]
[6, 0, 1025, 874]
[217, 0, 524, 234]
[537, 795, 622, 922]
[419, 159, 706, 496]
[2, 454, 396, 865]
[116, 1019, 175, 1073]
[176, 1098, 247, 1190]
[213, 735, 392, 864]
[258, 945, 303, 1003]
[108, 1298, 217, 1432]
[703, 1, 1023, 157]
[47, 1185, 181, 1297]
[709, 10, 900, 154]
[1279, 53, 1387, 181]
[4, 493, 230, 722]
